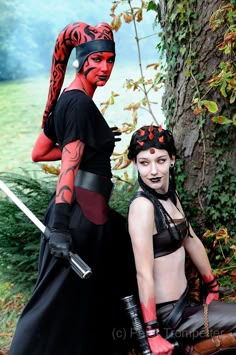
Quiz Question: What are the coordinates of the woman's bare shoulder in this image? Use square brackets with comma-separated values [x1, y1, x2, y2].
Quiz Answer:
[129, 193, 154, 210]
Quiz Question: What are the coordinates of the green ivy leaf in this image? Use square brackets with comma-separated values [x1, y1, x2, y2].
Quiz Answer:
[180, 46, 186, 56]
[220, 81, 228, 97]
[147, 2, 158, 11]
[230, 90, 236, 104]
[212, 116, 233, 125]
[201, 100, 218, 113]
[233, 114, 236, 125]
[219, 192, 230, 204]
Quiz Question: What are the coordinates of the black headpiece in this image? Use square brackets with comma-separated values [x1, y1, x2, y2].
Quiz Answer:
[127, 124, 176, 160]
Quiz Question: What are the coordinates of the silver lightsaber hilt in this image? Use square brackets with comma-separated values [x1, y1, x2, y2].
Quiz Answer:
[0, 180, 92, 280]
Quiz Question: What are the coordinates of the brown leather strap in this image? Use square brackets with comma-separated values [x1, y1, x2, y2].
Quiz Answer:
[191, 332, 236, 355]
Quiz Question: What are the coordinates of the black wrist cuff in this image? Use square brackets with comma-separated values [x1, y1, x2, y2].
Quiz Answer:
[206, 277, 219, 290]
[53, 203, 71, 230]
[146, 328, 160, 338]
[206, 277, 217, 286]
[209, 290, 219, 293]
[145, 319, 160, 330]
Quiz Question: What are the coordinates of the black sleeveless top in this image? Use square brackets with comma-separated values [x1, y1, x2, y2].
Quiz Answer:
[130, 191, 189, 258]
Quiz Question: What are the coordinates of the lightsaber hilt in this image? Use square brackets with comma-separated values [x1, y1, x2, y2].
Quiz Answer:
[122, 295, 153, 355]
[0, 180, 92, 280]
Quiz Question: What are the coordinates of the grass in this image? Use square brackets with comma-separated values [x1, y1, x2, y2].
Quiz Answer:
[0, 75, 63, 166]
[0, 76, 49, 174]
[0, 75, 56, 353]
[0, 279, 28, 354]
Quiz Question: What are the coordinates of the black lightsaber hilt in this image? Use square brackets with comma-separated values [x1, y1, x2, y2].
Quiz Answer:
[43, 228, 92, 280]
[122, 295, 152, 355]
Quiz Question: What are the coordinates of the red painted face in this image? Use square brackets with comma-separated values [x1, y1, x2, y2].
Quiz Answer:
[149, 148, 155, 154]
[82, 52, 115, 87]
[42, 21, 115, 127]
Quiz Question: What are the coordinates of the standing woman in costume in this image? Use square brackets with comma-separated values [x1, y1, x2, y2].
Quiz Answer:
[9, 22, 134, 355]
[127, 125, 236, 355]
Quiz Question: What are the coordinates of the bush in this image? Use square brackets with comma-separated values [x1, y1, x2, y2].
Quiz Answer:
[109, 178, 138, 217]
[0, 172, 55, 293]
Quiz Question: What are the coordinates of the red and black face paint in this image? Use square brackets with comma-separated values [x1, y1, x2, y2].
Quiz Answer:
[42, 22, 115, 128]
[75, 36, 115, 73]
[82, 52, 115, 85]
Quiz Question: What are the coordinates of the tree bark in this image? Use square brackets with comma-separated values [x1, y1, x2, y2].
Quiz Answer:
[160, 0, 236, 228]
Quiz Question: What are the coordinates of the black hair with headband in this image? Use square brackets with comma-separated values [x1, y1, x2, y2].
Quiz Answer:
[127, 124, 177, 161]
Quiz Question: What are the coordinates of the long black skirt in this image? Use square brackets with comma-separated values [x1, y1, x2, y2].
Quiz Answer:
[9, 195, 137, 355]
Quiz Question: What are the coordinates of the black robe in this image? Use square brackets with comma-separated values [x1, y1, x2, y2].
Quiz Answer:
[9, 90, 137, 355]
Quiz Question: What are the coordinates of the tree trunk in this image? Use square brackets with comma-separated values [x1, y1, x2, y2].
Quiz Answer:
[159, 0, 236, 231]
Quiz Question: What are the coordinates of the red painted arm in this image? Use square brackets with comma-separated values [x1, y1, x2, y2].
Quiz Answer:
[202, 270, 219, 304]
[55, 140, 85, 204]
[140, 298, 174, 355]
[32, 131, 61, 162]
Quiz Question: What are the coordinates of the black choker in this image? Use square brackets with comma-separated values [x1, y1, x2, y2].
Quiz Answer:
[138, 175, 175, 202]
[154, 190, 171, 201]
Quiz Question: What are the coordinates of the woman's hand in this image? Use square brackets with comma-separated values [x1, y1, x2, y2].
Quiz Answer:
[205, 277, 219, 304]
[205, 291, 219, 304]
[148, 334, 174, 355]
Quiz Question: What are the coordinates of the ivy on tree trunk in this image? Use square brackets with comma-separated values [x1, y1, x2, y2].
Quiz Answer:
[158, 0, 236, 235]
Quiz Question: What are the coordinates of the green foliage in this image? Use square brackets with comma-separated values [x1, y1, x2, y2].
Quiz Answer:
[175, 159, 191, 206]
[175, 126, 236, 238]
[204, 127, 236, 236]
[201, 228, 236, 300]
[149, 1, 236, 237]
[192, 2, 236, 125]
[109, 180, 138, 217]
[0, 172, 55, 292]
[151, 0, 198, 124]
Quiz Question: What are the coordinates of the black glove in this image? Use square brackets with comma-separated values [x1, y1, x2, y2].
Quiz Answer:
[48, 229, 72, 259]
[47, 203, 72, 259]
[111, 126, 122, 142]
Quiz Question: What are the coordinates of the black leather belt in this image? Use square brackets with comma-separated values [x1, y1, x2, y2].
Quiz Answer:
[74, 170, 113, 200]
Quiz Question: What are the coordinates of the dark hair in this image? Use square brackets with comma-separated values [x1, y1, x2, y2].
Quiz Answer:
[127, 125, 177, 160]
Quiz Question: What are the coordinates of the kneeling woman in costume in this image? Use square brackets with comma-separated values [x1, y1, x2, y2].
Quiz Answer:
[9, 22, 135, 355]
[127, 125, 236, 355]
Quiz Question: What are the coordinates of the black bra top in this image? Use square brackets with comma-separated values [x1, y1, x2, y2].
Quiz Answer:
[153, 218, 188, 258]
[130, 191, 189, 258]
